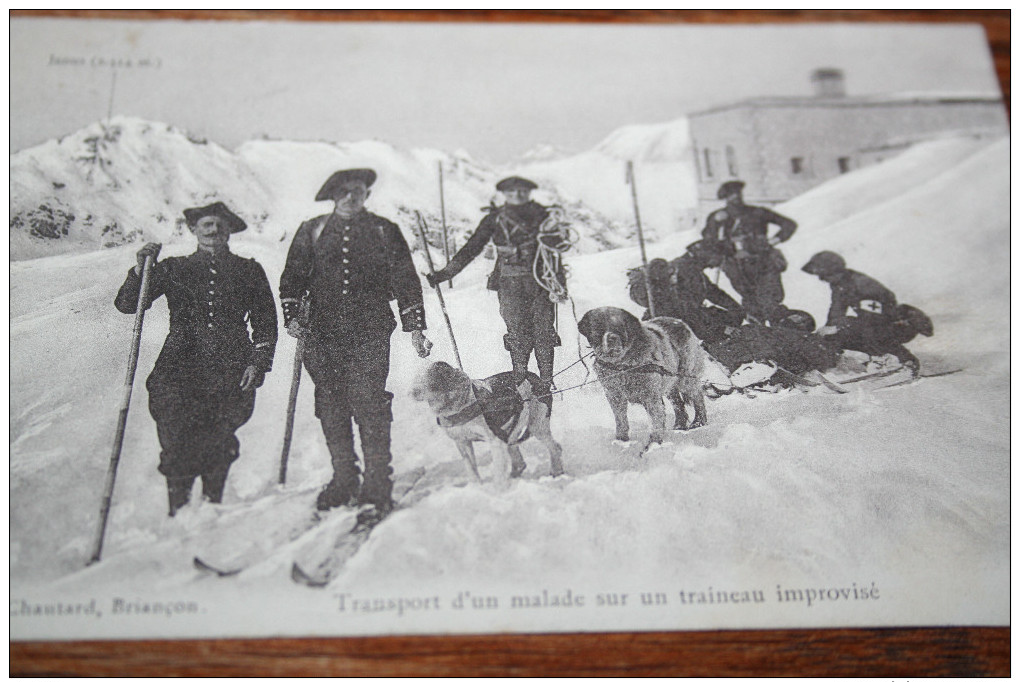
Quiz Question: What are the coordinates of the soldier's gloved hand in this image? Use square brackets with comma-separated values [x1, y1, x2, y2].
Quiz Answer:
[135, 242, 162, 275]
[411, 330, 433, 358]
[239, 365, 264, 392]
[816, 325, 838, 337]
[425, 270, 449, 288]
[286, 319, 309, 340]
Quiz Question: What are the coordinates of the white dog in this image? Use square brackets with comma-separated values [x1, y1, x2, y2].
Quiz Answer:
[411, 362, 564, 485]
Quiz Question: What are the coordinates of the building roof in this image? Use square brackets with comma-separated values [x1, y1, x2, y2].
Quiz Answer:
[688, 92, 1004, 118]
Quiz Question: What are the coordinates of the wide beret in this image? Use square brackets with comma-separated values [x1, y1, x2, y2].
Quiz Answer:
[716, 180, 745, 200]
[315, 168, 377, 201]
[182, 202, 247, 233]
[495, 176, 538, 192]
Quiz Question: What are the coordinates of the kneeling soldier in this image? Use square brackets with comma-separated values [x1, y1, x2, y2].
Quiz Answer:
[115, 202, 278, 516]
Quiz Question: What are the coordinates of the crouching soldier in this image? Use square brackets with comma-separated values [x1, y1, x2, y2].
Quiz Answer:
[703, 180, 797, 324]
[114, 202, 278, 516]
[425, 176, 569, 403]
[279, 168, 432, 521]
[628, 240, 744, 344]
[802, 251, 930, 375]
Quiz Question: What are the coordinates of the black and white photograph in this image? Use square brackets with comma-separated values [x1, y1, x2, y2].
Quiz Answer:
[10, 14, 1009, 643]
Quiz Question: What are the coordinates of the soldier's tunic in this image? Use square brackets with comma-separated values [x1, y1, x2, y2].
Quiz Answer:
[441, 201, 564, 374]
[702, 203, 796, 323]
[114, 249, 278, 479]
[821, 268, 915, 365]
[278, 210, 425, 506]
[629, 255, 743, 344]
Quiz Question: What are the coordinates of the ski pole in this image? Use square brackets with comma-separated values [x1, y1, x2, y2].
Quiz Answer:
[414, 210, 464, 370]
[278, 334, 304, 485]
[626, 161, 657, 317]
[437, 160, 453, 289]
[88, 254, 155, 565]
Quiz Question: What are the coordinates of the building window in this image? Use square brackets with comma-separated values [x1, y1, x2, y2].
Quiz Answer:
[838, 157, 851, 174]
[726, 145, 738, 177]
[790, 157, 804, 175]
[702, 149, 714, 179]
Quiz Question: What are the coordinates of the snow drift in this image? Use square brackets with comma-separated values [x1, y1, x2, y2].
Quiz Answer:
[9, 132, 1009, 639]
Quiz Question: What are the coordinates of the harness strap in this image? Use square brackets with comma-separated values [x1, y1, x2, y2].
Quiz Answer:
[437, 384, 487, 428]
[594, 359, 676, 377]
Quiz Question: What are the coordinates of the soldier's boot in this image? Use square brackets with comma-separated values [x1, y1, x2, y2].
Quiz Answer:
[200, 463, 231, 504]
[166, 476, 196, 517]
[891, 345, 921, 377]
[534, 344, 556, 413]
[316, 412, 361, 512]
[356, 415, 394, 527]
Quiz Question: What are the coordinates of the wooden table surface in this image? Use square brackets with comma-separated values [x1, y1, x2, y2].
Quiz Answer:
[10, 9, 1010, 677]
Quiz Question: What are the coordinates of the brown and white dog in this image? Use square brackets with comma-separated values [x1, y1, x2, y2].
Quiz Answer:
[577, 306, 706, 443]
[411, 362, 564, 485]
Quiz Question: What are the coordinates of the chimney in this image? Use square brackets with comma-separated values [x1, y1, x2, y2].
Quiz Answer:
[811, 68, 846, 98]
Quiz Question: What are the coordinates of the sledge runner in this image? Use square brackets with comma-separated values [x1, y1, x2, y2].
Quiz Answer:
[279, 168, 432, 521]
[802, 251, 930, 376]
[425, 176, 570, 395]
[702, 180, 797, 324]
[114, 202, 278, 516]
[628, 239, 744, 344]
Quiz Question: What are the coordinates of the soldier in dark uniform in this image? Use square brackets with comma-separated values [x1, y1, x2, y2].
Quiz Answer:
[628, 240, 744, 344]
[114, 202, 278, 516]
[802, 251, 920, 374]
[702, 180, 797, 324]
[279, 168, 431, 520]
[425, 176, 566, 399]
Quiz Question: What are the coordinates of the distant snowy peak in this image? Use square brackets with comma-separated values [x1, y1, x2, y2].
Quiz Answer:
[10, 115, 273, 258]
[593, 117, 691, 162]
[518, 143, 570, 163]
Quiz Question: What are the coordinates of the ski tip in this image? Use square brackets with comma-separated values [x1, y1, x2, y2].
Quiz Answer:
[291, 562, 329, 588]
[193, 556, 242, 578]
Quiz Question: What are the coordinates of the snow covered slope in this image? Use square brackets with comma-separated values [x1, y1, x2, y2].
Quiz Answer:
[9, 133, 1008, 639]
[11, 116, 670, 262]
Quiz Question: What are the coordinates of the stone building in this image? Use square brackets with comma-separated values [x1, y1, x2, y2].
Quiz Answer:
[689, 69, 1007, 206]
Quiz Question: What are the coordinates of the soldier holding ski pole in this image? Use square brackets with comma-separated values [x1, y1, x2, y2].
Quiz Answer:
[110, 203, 279, 522]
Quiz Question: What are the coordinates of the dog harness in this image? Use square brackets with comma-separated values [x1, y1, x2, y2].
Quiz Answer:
[436, 373, 540, 445]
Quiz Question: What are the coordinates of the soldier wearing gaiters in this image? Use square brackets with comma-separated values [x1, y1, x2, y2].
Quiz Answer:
[115, 202, 278, 516]
[425, 176, 568, 407]
[279, 169, 432, 523]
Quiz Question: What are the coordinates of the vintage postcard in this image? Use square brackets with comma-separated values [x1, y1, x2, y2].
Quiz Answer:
[10, 16, 1009, 641]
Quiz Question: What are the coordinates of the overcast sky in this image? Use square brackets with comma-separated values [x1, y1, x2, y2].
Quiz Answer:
[10, 18, 1002, 163]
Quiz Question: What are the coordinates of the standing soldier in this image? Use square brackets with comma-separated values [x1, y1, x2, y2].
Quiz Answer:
[802, 250, 926, 375]
[114, 202, 278, 516]
[279, 168, 432, 522]
[702, 180, 797, 324]
[425, 176, 568, 401]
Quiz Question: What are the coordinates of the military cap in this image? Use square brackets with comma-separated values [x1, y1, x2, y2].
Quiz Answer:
[183, 202, 247, 233]
[716, 180, 745, 200]
[315, 168, 377, 201]
[496, 176, 538, 192]
[685, 239, 724, 260]
[802, 251, 846, 276]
